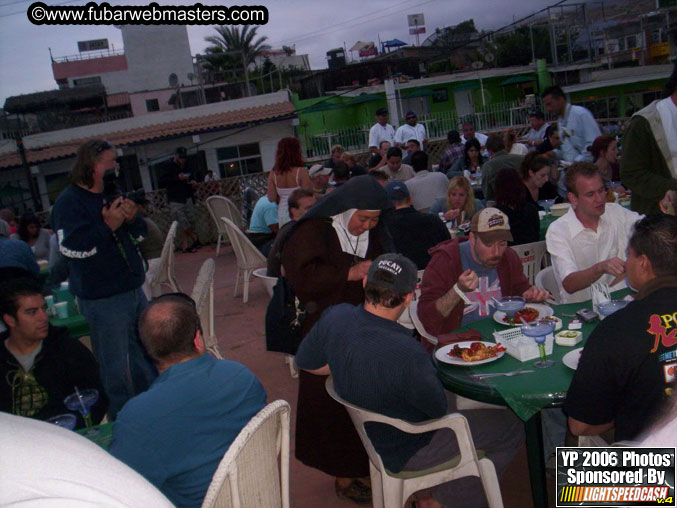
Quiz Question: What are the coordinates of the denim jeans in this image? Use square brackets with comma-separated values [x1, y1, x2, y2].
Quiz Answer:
[79, 288, 157, 419]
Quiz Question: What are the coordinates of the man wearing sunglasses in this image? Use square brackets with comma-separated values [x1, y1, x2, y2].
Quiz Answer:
[52, 139, 156, 419]
[394, 110, 427, 151]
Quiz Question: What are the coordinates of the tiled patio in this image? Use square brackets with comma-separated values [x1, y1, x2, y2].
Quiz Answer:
[172, 244, 555, 508]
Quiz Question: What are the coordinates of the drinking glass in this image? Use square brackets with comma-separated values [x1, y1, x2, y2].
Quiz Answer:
[538, 199, 556, 215]
[495, 296, 525, 324]
[64, 388, 98, 429]
[46, 413, 77, 430]
[521, 319, 556, 368]
[597, 300, 629, 320]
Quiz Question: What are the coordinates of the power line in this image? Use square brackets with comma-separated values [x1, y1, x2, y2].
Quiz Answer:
[0, 0, 85, 18]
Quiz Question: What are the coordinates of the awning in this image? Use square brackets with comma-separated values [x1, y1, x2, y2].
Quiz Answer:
[499, 75, 535, 86]
[452, 82, 481, 92]
[345, 93, 382, 105]
[383, 38, 407, 48]
[403, 88, 435, 98]
[303, 101, 343, 113]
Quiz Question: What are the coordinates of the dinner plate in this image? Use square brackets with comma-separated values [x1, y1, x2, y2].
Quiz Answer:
[493, 303, 554, 326]
[562, 347, 584, 370]
[435, 341, 505, 366]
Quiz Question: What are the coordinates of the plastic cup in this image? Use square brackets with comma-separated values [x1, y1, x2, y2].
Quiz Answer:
[44, 295, 54, 309]
[60, 281, 69, 290]
[54, 302, 69, 319]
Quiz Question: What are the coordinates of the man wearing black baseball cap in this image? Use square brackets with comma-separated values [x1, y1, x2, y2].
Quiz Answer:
[295, 253, 523, 508]
[159, 147, 200, 253]
[368, 107, 395, 155]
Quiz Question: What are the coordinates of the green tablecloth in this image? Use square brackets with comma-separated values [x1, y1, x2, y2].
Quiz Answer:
[435, 288, 632, 421]
[76, 421, 114, 451]
[50, 313, 90, 339]
[539, 214, 558, 240]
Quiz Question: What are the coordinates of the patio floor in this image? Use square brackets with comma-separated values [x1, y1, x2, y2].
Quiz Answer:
[172, 244, 556, 508]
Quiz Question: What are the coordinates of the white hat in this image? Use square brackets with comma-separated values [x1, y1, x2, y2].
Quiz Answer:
[308, 164, 332, 178]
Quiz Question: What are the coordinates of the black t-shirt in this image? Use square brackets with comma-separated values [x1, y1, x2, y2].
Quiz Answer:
[536, 138, 554, 154]
[496, 203, 540, 246]
[386, 207, 451, 269]
[295, 304, 447, 472]
[564, 286, 677, 441]
[160, 160, 194, 203]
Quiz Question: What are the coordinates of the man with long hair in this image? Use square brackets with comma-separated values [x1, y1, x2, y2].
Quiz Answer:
[51, 139, 156, 418]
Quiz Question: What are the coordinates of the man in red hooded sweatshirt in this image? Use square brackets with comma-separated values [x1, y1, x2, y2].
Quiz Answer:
[418, 208, 550, 335]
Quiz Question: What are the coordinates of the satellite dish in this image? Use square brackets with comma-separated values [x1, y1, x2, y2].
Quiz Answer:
[471, 61, 484, 70]
[485, 53, 495, 62]
[169, 73, 179, 87]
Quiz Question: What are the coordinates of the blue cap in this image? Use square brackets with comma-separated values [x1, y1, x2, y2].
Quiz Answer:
[405, 110, 416, 118]
[385, 181, 410, 201]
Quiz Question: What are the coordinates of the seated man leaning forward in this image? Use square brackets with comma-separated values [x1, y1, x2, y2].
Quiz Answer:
[295, 254, 524, 508]
[565, 215, 677, 442]
[546, 162, 642, 304]
[111, 294, 267, 508]
[419, 208, 550, 335]
[0, 277, 108, 427]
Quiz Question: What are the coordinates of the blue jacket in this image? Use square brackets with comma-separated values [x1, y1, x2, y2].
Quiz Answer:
[52, 184, 147, 299]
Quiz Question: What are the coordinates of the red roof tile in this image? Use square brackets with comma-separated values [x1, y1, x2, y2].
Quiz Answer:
[0, 101, 295, 170]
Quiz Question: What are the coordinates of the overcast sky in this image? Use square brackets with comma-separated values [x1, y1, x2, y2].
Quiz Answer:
[0, 0, 554, 105]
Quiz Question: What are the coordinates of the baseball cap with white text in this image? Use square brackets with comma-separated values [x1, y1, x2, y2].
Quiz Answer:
[470, 207, 513, 244]
[366, 254, 418, 294]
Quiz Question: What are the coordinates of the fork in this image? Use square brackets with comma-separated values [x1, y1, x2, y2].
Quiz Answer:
[470, 369, 534, 380]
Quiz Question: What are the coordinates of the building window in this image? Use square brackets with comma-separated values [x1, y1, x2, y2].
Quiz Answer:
[216, 143, 263, 178]
[146, 99, 160, 112]
[626, 35, 638, 49]
[432, 89, 449, 103]
[72, 76, 102, 87]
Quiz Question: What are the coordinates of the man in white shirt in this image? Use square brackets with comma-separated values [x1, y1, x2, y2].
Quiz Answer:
[546, 162, 642, 304]
[405, 151, 449, 213]
[394, 110, 427, 149]
[523, 112, 550, 148]
[368, 107, 395, 155]
[460, 122, 488, 147]
[542, 86, 601, 163]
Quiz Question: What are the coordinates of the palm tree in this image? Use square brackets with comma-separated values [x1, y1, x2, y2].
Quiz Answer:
[204, 25, 271, 96]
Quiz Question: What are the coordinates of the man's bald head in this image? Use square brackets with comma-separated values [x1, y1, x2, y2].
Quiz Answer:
[139, 295, 202, 366]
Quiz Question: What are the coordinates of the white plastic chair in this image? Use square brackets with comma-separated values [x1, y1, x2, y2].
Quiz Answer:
[409, 299, 438, 346]
[221, 217, 267, 304]
[201, 400, 291, 508]
[148, 221, 181, 294]
[206, 196, 242, 256]
[509, 241, 547, 285]
[252, 267, 277, 299]
[397, 270, 425, 330]
[535, 266, 560, 305]
[190, 258, 221, 359]
[326, 378, 504, 508]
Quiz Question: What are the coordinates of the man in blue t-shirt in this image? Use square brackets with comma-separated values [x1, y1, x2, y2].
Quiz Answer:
[246, 195, 279, 255]
[111, 294, 266, 508]
[296, 254, 523, 508]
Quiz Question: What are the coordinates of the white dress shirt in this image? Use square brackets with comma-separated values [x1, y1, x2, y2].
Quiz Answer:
[545, 203, 642, 303]
[394, 123, 427, 146]
[461, 132, 488, 146]
[558, 104, 601, 163]
[405, 170, 450, 212]
[368, 122, 396, 149]
[524, 123, 550, 146]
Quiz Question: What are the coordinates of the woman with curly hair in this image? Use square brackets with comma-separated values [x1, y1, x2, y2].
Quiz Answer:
[11, 214, 52, 261]
[267, 137, 313, 226]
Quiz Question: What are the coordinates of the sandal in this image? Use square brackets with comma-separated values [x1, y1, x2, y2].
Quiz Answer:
[335, 478, 372, 505]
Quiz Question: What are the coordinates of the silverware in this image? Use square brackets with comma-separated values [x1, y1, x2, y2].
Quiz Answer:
[470, 369, 534, 380]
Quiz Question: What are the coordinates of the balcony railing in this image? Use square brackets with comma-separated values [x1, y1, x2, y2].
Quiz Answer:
[52, 48, 125, 64]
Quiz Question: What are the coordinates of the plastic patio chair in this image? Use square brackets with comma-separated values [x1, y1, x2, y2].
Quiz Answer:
[409, 299, 438, 346]
[220, 217, 267, 304]
[509, 241, 547, 285]
[325, 378, 504, 508]
[190, 258, 221, 359]
[201, 400, 291, 508]
[206, 196, 242, 256]
[148, 221, 181, 294]
[396, 269, 425, 330]
[535, 266, 560, 305]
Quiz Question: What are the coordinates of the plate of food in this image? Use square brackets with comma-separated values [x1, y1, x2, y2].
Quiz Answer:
[562, 347, 584, 370]
[493, 304, 554, 326]
[435, 341, 506, 366]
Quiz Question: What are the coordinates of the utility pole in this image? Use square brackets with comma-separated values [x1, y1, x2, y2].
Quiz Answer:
[529, 24, 536, 65]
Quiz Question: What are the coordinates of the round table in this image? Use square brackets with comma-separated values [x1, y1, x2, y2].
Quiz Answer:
[433, 290, 631, 508]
